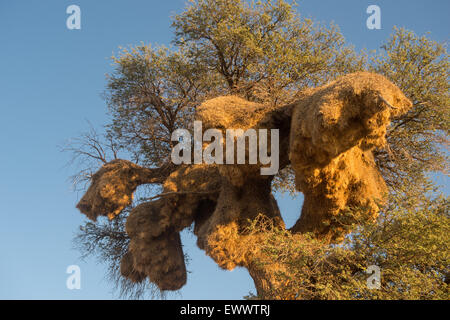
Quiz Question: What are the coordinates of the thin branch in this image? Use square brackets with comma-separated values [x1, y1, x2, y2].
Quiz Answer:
[378, 95, 398, 110]
[142, 190, 220, 202]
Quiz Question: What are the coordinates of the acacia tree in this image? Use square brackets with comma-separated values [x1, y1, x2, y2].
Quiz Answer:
[172, 0, 364, 104]
[70, 0, 449, 299]
[105, 45, 222, 167]
[371, 27, 449, 189]
[245, 28, 449, 299]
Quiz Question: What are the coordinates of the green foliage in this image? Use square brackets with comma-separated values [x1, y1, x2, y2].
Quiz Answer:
[172, 0, 364, 103]
[247, 183, 449, 299]
[105, 45, 220, 166]
[371, 27, 449, 188]
[347, 182, 449, 299]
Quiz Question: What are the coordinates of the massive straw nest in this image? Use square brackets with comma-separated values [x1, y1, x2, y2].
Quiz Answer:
[289, 72, 412, 241]
[196, 95, 270, 130]
[121, 164, 222, 290]
[77, 72, 412, 293]
[77, 160, 146, 220]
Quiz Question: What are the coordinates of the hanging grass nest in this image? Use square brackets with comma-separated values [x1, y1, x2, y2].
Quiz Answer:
[77, 72, 412, 293]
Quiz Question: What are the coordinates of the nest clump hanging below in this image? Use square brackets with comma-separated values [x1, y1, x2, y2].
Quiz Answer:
[76, 72, 412, 293]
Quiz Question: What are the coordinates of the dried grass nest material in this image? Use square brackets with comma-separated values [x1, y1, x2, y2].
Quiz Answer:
[77, 72, 412, 293]
[289, 72, 412, 241]
[196, 95, 272, 130]
[77, 160, 146, 221]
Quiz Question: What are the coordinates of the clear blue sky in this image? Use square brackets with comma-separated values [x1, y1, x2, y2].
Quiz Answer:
[0, 0, 448, 299]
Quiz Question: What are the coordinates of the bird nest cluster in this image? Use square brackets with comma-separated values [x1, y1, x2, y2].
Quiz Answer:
[76, 72, 412, 294]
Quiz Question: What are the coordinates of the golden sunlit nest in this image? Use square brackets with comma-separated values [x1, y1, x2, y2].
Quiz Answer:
[197, 95, 269, 130]
[77, 72, 412, 292]
[289, 72, 412, 241]
[77, 160, 146, 221]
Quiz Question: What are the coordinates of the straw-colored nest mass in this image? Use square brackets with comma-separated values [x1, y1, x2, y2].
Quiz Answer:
[76, 72, 412, 294]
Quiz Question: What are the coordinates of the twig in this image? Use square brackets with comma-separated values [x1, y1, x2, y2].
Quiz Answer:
[142, 190, 220, 202]
[378, 95, 398, 110]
